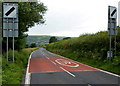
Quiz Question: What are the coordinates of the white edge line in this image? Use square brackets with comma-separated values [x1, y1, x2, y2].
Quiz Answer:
[60, 67, 75, 77]
[24, 51, 34, 86]
[49, 51, 120, 78]
[69, 59, 120, 78]
[99, 69, 120, 78]
[80, 62, 120, 77]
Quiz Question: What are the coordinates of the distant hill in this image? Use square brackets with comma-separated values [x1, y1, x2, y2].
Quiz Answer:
[26, 35, 65, 46]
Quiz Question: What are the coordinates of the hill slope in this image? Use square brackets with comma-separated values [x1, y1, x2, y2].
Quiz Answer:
[26, 35, 65, 46]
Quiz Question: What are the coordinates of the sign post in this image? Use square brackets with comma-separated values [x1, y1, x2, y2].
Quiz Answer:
[3, 3, 18, 63]
[108, 6, 117, 61]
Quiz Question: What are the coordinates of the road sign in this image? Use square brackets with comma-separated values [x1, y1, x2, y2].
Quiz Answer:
[3, 30, 18, 37]
[3, 3, 18, 37]
[109, 6, 117, 19]
[108, 6, 117, 36]
[3, 18, 18, 37]
[3, 3, 19, 63]
[3, 4, 18, 18]
[118, 1, 120, 27]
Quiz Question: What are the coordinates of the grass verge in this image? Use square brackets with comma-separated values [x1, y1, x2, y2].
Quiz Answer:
[2, 48, 35, 84]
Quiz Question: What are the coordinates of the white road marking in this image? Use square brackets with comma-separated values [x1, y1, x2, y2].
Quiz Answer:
[88, 84, 92, 86]
[50, 60, 56, 65]
[42, 48, 120, 78]
[24, 51, 34, 86]
[55, 59, 79, 67]
[46, 57, 50, 60]
[41, 50, 76, 77]
[41, 51, 57, 65]
[64, 58, 119, 77]
[70, 58, 120, 78]
[60, 67, 75, 77]
[99, 69, 120, 78]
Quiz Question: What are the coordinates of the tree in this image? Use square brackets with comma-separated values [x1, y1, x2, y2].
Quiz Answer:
[63, 37, 71, 40]
[2, 2, 47, 51]
[30, 42, 36, 48]
[25, 44, 29, 48]
[49, 36, 58, 43]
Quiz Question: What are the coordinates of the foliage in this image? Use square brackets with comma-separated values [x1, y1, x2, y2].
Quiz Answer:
[49, 36, 58, 43]
[63, 37, 71, 40]
[2, 48, 35, 84]
[30, 42, 37, 48]
[46, 27, 120, 75]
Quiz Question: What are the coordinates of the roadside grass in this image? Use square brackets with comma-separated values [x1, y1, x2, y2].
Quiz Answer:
[0, 55, 2, 85]
[2, 48, 35, 84]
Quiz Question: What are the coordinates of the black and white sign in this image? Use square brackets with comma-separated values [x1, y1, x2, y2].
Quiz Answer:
[108, 6, 117, 36]
[109, 6, 117, 19]
[3, 3, 18, 37]
[3, 4, 18, 18]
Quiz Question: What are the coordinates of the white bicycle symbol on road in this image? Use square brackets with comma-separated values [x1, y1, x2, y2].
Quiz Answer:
[55, 59, 79, 67]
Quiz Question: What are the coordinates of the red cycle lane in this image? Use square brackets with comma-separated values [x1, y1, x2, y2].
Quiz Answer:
[46, 55, 99, 72]
[28, 55, 99, 73]
[28, 58, 62, 73]
[26, 48, 119, 85]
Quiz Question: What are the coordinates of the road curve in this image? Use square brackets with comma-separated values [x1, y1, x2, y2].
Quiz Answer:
[25, 48, 120, 86]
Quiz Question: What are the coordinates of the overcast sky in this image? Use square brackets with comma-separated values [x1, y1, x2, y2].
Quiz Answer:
[27, 0, 120, 37]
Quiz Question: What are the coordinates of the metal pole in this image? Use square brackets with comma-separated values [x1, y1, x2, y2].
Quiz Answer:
[109, 18, 112, 61]
[13, 18, 14, 63]
[109, 35, 112, 61]
[7, 18, 8, 62]
[115, 35, 116, 56]
[7, 36, 8, 62]
[114, 26, 117, 57]
[13, 36, 14, 63]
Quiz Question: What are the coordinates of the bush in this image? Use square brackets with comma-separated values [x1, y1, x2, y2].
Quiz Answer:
[30, 42, 37, 48]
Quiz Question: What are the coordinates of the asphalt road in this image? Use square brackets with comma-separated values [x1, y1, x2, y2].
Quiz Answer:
[25, 48, 120, 86]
